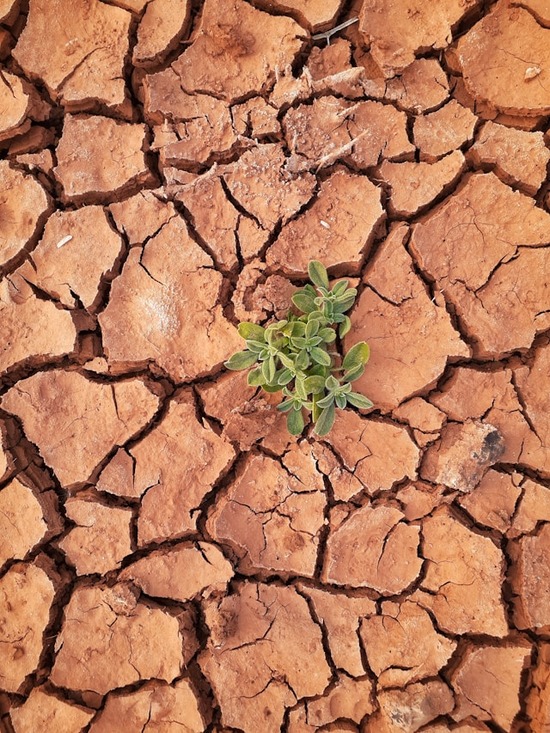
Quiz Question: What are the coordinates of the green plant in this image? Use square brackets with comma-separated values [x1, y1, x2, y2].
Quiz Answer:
[224, 261, 372, 436]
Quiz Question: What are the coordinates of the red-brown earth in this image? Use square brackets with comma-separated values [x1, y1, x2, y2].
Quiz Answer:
[0, 0, 549, 731]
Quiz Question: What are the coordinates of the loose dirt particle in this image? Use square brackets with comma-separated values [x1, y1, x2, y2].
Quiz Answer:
[297, 585, 376, 676]
[0, 479, 49, 567]
[364, 679, 454, 732]
[1, 371, 159, 488]
[451, 643, 532, 729]
[58, 496, 133, 575]
[9, 687, 94, 733]
[0, 561, 58, 693]
[120, 541, 233, 601]
[13, 0, 131, 111]
[510, 523, 550, 631]
[361, 600, 457, 687]
[323, 504, 422, 593]
[54, 115, 154, 204]
[200, 582, 331, 732]
[414, 99, 478, 161]
[469, 120, 550, 195]
[0, 280, 76, 375]
[12, 206, 123, 311]
[207, 444, 325, 577]
[359, 0, 479, 77]
[88, 679, 207, 732]
[379, 151, 465, 217]
[99, 216, 241, 380]
[413, 507, 508, 636]
[421, 419, 505, 492]
[347, 225, 469, 411]
[267, 168, 384, 274]
[456, 2, 550, 116]
[133, 0, 191, 68]
[410, 172, 550, 358]
[51, 583, 195, 695]
[0, 161, 50, 268]
[171, 0, 305, 102]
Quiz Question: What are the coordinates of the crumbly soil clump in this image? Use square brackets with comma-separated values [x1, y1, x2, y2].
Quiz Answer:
[1, 0, 549, 730]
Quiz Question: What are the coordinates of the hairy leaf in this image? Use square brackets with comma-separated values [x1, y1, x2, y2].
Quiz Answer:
[287, 407, 305, 436]
[311, 346, 331, 366]
[343, 341, 370, 371]
[308, 260, 330, 289]
[238, 322, 265, 341]
[346, 392, 373, 409]
[315, 402, 336, 436]
[225, 350, 258, 370]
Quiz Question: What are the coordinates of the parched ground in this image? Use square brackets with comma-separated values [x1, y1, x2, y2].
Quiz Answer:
[1, 0, 550, 731]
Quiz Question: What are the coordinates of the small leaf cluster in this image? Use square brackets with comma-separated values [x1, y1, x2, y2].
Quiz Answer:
[224, 261, 372, 436]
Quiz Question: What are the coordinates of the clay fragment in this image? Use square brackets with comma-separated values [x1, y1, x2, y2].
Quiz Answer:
[51, 583, 195, 695]
[133, 0, 191, 68]
[359, 0, 479, 77]
[58, 497, 133, 576]
[99, 216, 242, 380]
[421, 419, 505, 492]
[456, 2, 550, 116]
[509, 523, 550, 631]
[283, 96, 414, 170]
[207, 444, 326, 578]
[323, 504, 422, 593]
[124, 393, 235, 544]
[459, 469, 521, 533]
[9, 687, 94, 733]
[0, 479, 48, 567]
[231, 96, 280, 138]
[88, 679, 206, 733]
[527, 644, 550, 731]
[514, 344, 550, 476]
[0, 161, 50, 268]
[297, 585, 376, 677]
[451, 643, 532, 730]
[200, 582, 331, 732]
[347, 225, 469, 411]
[54, 115, 154, 204]
[361, 600, 457, 687]
[109, 190, 177, 246]
[0, 562, 58, 693]
[13, 0, 131, 111]
[1, 371, 159, 488]
[253, 0, 343, 30]
[0, 72, 32, 143]
[267, 168, 383, 275]
[120, 542, 234, 601]
[364, 680, 454, 732]
[0, 277, 76, 374]
[410, 172, 550, 357]
[384, 58, 450, 113]
[469, 121, 550, 195]
[379, 151, 465, 217]
[413, 507, 508, 636]
[12, 206, 123, 311]
[414, 99, 478, 161]
[328, 411, 420, 491]
[302, 675, 374, 727]
[511, 477, 550, 537]
[171, 0, 305, 102]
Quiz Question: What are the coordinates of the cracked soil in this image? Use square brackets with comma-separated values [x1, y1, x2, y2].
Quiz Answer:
[1, 0, 550, 731]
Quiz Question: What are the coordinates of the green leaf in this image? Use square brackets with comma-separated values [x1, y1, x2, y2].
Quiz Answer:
[343, 364, 365, 383]
[335, 393, 347, 409]
[314, 402, 336, 436]
[262, 383, 283, 393]
[278, 352, 295, 370]
[308, 260, 330, 290]
[342, 341, 370, 371]
[331, 280, 349, 297]
[295, 376, 308, 401]
[305, 318, 320, 339]
[346, 392, 373, 410]
[308, 310, 326, 322]
[247, 366, 265, 386]
[291, 336, 308, 349]
[339, 316, 352, 339]
[303, 375, 325, 394]
[238, 322, 265, 341]
[277, 368, 294, 386]
[333, 292, 357, 313]
[310, 346, 331, 367]
[295, 349, 310, 371]
[318, 327, 336, 344]
[261, 359, 271, 383]
[287, 408, 305, 436]
[246, 339, 267, 354]
[277, 398, 296, 413]
[292, 292, 317, 314]
[225, 350, 258, 370]
[316, 392, 335, 409]
[325, 375, 339, 391]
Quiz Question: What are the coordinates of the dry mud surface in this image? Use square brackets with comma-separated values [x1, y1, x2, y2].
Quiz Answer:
[1, 0, 550, 731]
